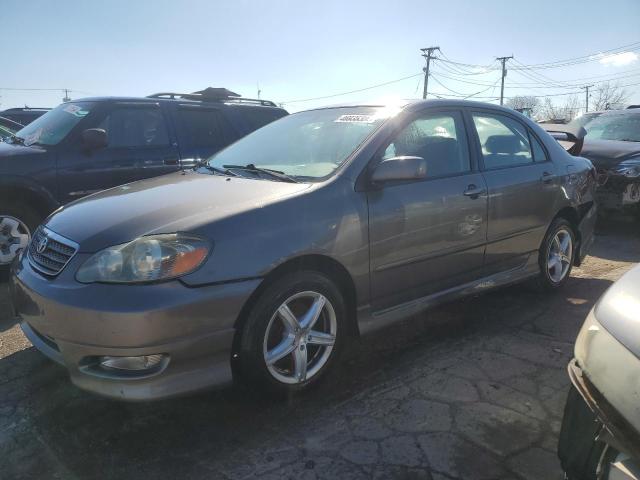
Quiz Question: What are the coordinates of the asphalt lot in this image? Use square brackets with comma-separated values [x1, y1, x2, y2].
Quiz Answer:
[1, 218, 638, 480]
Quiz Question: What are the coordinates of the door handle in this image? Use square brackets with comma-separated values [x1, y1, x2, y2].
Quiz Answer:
[541, 171, 555, 183]
[163, 157, 179, 166]
[463, 184, 486, 198]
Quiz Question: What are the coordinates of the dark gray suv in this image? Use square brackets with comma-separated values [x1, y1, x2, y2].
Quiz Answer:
[9, 100, 597, 400]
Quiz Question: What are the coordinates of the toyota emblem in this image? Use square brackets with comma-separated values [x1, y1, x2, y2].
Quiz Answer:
[36, 236, 48, 254]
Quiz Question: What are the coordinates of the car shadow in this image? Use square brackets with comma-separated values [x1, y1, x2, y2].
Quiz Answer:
[0, 273, 618, 479]
[592, 214, 640, 263]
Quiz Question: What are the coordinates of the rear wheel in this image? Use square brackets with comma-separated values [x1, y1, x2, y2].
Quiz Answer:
[0, 204, 41, 279]
[238, 271, 346, 395]
[537, 218, 575, 290]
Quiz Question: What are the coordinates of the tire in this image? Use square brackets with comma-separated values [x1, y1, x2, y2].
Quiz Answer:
[537, 218, 576, 291]
[238, 271, 346, 395]
[0, 204, 42, 280]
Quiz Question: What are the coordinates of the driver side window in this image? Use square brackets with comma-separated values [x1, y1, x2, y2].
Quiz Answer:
[98, 107, 169, 148]
[383, 111, 470, 178]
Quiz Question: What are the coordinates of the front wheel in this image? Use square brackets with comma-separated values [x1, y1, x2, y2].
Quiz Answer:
[537, 218, 576, 290]
[0, 204, 41, 279]
[238, 271, 346, 395]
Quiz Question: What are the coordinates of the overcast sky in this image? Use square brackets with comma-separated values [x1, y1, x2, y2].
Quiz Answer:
[2, 0, 639, 112]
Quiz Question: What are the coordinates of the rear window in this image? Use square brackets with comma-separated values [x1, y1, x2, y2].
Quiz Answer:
[240, 108, 288, 132]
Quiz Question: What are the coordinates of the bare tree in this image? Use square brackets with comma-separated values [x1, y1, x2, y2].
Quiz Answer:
[506, 96, 541, 118]
[591, 82, 628, 111]
[540, 95, 581, 122]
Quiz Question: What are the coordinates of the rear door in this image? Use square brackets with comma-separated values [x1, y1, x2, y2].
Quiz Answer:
[174, 105, 241, 162]
[367, 109, 488, 311]
[468, 110, 558, 274]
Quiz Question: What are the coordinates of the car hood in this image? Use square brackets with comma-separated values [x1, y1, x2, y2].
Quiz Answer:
[46, 171, 313, 252]
[595, 264, 640, 359]
[0, 140, 46, 160]
[580, 138, 640, 170]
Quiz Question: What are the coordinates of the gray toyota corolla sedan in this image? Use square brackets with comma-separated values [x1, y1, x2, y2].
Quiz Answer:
[9, 100, 597, 400]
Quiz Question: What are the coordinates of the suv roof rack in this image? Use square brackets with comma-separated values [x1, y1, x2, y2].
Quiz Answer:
[1, 107, 50, 112]
[147, 87, 278, 107]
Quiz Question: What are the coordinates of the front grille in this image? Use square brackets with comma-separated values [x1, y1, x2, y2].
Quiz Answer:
[28, 227, 79, 276]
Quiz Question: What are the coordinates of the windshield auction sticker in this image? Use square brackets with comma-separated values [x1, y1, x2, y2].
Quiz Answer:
[64, 104, 89, 117]
[334, 114, 376, 123]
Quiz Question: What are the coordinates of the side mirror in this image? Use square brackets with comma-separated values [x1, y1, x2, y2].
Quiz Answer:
[371, 156, 427, 184]
[82, 128, 108, 150]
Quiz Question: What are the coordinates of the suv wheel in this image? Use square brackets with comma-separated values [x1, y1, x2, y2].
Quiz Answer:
[537, 218, 575, 290]
[239, 271, 346, 394]
[0, 204, 41, 276]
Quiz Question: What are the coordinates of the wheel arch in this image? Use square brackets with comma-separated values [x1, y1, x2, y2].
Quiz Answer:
[231, 254, 359, 357]
[554, 205, 591, 266]
[0, 178, 58, 220]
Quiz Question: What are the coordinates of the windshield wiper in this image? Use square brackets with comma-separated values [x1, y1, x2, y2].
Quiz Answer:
[222, 164, 298, 183]
[9, 135, 24, 145]
[194, 159, 239, 177]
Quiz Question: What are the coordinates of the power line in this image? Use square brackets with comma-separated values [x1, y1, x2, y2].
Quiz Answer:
[281, 73, 422, 104]
[510, 41, 640, 70]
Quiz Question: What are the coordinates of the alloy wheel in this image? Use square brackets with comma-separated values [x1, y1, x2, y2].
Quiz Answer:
[263, 291, 337, 385]
[0, 216, 31, 265]
[547, 228, 573, 283]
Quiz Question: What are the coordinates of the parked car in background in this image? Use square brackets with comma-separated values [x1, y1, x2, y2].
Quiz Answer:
[566, 108, 640, 217]
[559, 264, 640, 480]
[0, 115, 24, 141]
[10, 99, 597, 401]
[0, 107, 50, 126]
[0, 88, 287, 272]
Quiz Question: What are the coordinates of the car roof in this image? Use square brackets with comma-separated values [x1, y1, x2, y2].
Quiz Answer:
[581, 108, 640, 116]
[301, 98, 522, 115]
[68, 93, 285, 110]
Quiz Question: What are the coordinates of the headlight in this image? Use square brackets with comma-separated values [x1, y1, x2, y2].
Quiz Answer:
[76, 233, 211, 284]
[613, 157, 640, 178]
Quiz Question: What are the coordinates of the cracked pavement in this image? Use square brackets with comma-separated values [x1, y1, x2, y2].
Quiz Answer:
[1, 219, 638, 480]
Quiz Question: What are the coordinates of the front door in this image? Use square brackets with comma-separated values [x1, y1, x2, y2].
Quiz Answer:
[367, 110, 488, 311]
[469, 110, 559, 274]
[57, 103, 179, 203]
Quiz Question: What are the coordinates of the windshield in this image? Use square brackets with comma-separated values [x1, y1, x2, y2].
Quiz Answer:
[15, 102, 94, 146]
[571, 112, 640, 142]
[206, 107, 394, 180]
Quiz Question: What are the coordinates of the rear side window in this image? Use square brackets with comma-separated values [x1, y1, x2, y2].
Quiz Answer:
[99, 106, 169, 148]
[241, 108, 288, 132]
[472, 113, 533, 169]
[383, 111, 470, 178]
[178, 108, 237, 150]
[530, 133, 548, 162]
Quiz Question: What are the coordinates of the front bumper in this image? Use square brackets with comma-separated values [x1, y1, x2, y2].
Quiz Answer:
[9, 254, 261, 401]
[596, 175, 640, 212]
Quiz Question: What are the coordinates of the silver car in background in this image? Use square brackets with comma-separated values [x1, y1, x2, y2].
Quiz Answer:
[559, 264, 640, 480]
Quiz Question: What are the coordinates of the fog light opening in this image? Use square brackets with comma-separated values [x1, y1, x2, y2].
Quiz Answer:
[99, 354, 167, 372]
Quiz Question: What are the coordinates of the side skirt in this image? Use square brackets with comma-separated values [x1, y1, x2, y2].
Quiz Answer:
[357, 254, 539, 336]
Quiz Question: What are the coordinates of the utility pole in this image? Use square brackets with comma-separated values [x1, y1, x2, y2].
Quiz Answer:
[62, 89, 71, 102]
[421, 46, 440, 99]
[496, 55, 513, 105]
[582, 84, 594, 113]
